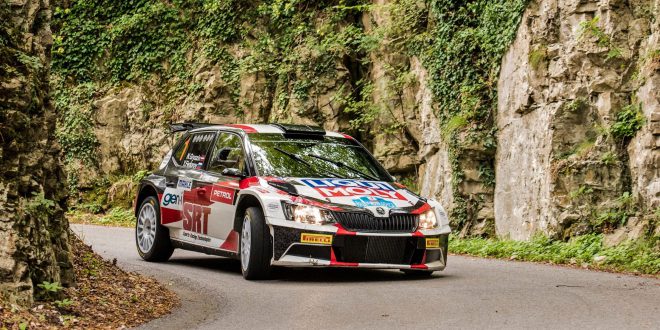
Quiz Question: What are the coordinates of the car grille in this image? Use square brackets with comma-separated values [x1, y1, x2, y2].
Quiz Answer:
[334, 236, 424, 264]
[332, 212, 418, 233]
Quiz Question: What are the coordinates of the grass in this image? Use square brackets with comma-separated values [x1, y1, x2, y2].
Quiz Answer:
[450, 234, 659, 275]
[68, 207, 135, 227]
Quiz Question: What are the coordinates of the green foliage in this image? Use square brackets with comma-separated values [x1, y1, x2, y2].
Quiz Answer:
[37, 281, 63, 293]
[132, 170, 151, 183]
[528, 44, 547, 70]
[98, 207, 136, 227]
[565, 98, 588, 113]
[569, 185, 593, 200]
[593, 192, 635, 229]
[450, 234, 660, 274]
[420, 0, 528, 229]
[81, 252, 101, 276]
[478, 163, 495, 187]
[53, 80, 99, 166]
[579, 16, 622, 61]
[600, 151, 617, 165]
[24, 192, 56, 219]
[579, 17, 610, 47]
[398, 176, 419, 194]
[611, 103, 645, 140]
[54, 298, 74, 309]
[37, 281, 63, 300]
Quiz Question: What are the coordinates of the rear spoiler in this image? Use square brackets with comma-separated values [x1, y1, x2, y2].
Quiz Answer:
[169, 122, 217, 133]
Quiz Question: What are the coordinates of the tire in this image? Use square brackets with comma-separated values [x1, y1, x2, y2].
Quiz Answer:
[136, 196, 174, 262]
[401, 269, 435, 277]
[240, 206, 273, 280]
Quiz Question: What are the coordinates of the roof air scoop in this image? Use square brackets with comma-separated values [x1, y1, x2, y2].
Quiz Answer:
[270, 123, 326, 138]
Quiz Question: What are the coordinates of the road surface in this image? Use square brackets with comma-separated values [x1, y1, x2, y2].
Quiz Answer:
[71, 224, 659, 330]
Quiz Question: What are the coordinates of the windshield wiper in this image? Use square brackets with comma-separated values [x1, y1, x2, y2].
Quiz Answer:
[306, 154, 379, 181]
[273, 147, 341, 178]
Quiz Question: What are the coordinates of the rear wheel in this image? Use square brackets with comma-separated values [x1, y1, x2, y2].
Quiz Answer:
[136, 196, 173, 261]
[240, 207, 272, 280]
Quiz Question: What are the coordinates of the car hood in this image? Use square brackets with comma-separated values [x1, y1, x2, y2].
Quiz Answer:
[274, 177, 426, 215]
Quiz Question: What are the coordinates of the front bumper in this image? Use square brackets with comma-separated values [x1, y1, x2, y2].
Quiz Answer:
[270, 225, 449, 271]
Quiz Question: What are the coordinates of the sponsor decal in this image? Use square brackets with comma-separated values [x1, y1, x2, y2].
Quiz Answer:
[192, 134, 214, 143]
[267, 202, 280, 211]
[301, 179, 396, 191]
[352, 196, 396, 208]
[183, 202, 211, 235]
[182, 153, 206, 169]
[179, 138, 190, 161]
[200, 173, 219, 183]
[158, 150, 172, 170]
[301, 178, 405, 200]
[210, 185, 235, 204]
[300, 233, 333, 245]
[426, 238, 440, 249]
[186, 153, 206, 162]
[177, 177, 193, 191]
[315, 186, 405, 200]
[161, 189, 183, 210]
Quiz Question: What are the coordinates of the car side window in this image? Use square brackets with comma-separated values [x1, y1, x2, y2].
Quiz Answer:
[173, 132, 215, 169]
[208, 132, 246, 175]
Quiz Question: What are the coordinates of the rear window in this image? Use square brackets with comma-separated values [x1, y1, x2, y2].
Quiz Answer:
[173, 132, 216, 169]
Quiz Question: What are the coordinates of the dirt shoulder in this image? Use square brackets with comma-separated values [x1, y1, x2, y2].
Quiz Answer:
[1, 234, 177, 329]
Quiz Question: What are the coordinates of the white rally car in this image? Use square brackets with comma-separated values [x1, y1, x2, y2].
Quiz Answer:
[134, 123, 451, 279]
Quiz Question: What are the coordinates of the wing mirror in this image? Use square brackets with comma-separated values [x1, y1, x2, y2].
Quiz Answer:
[221, 167, 245, 178]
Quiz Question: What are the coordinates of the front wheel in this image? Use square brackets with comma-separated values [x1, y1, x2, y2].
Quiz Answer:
[136, 196, 173, 261]
[240, 207, 273, 280]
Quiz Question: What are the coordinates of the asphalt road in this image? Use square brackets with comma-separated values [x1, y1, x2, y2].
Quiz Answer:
[71, 224, 660, 330]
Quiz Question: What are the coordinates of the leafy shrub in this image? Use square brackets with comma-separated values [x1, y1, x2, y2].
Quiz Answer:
[611, 103, 645, 140]
[450, 234, 660, 274]
[37, 281, 63, 300]
[98, 207, 136, 227]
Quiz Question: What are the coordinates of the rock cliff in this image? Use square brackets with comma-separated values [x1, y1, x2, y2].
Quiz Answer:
[0, 0, 73, 305]
[497, 0, 659, 240]
[50, 0, 658, 241]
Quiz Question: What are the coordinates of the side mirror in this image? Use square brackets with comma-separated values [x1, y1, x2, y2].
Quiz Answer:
[221, 167, 245, 178]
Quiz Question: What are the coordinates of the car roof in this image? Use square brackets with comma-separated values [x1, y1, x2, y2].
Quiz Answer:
[190, 124, 350, 139]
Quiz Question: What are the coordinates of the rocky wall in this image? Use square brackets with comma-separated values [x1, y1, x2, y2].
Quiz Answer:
[0, 0, 74, 305]
[496, 0, 659, 240]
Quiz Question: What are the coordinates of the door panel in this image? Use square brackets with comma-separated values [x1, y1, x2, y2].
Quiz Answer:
[194, 132, 247, 252]
[159, 131, 216, 247]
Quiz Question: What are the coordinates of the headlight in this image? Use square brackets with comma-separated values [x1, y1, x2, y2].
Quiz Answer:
[418, 209, 437, 229]
[283, 203, 335, 226]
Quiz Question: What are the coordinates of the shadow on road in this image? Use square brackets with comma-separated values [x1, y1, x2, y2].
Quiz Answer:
[167, 256, 455, 283]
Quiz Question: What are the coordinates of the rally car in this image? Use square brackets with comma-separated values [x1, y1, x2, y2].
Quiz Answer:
[134, 123, 451, 279]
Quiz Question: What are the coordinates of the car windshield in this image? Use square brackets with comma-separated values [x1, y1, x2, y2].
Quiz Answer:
[247, 133, 392, 181]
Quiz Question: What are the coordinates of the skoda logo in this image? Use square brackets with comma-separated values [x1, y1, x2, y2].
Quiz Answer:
[375, 207, 386, 215]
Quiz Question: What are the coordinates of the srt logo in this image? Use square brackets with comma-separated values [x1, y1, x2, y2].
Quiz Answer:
[183, 202, 211, 235]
